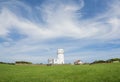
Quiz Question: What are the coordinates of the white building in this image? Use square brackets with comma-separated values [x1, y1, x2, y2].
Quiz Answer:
[48, 49, 64, 64]
[74, 60, 83, 65]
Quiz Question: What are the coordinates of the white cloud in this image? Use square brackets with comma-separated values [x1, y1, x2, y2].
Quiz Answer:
[0, 0, 120, 63]
[0, 0, 120, 41]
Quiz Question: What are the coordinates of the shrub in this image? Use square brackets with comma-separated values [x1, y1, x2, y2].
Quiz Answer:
[15, 61, 32, 64]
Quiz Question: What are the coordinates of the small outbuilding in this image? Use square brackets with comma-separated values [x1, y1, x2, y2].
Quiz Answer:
[74, 60, 83, 65]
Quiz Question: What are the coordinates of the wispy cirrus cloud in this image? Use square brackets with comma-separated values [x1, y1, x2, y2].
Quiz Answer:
[0, 0, 120, 63]
[0, 0, 120, 41]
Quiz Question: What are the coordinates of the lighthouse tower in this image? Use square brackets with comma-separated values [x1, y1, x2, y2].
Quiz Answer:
[57, 49, 64, 64]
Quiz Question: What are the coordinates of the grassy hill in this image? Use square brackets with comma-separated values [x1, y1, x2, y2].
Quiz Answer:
[0, 63, 120, 82]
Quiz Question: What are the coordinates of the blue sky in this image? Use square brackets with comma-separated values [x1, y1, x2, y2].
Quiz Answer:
[0, 0, 120, 63]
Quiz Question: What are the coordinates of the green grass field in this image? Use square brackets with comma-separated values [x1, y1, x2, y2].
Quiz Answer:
[0, 63, 120, 82]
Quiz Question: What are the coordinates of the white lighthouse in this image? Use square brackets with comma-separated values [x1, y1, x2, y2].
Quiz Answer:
[57, 49, 64, 64]
[48, 49, 64, 64]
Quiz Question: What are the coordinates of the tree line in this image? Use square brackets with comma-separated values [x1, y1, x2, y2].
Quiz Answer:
[91, 58, 120, 64]
[0, 61, 32, 65]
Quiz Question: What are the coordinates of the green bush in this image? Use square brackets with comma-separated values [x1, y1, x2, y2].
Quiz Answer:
[15, 61, 32, 64]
